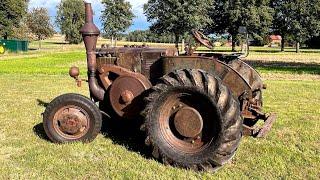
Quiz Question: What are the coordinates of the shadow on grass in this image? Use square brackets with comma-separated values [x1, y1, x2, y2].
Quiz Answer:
[100, 115, 151, 158]
[197, 48, 320, 54]
[33, 123, 50, 141]
[49, 42, 69, 45]
[34, 98, 150, 157]
[244, 60, 320, 74]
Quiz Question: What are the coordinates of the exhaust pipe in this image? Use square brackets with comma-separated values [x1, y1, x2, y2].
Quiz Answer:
[80, 3, 105, 101]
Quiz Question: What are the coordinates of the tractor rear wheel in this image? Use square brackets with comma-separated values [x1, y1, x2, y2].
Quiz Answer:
[141, 69, 243, 171]
[43, 93, 102, 143]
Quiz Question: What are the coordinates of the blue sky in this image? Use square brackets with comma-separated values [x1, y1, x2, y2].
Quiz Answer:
[28, 0, 150, 32]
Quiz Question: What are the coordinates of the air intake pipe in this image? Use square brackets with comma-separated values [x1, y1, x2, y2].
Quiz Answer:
[80, 3, 105, 101]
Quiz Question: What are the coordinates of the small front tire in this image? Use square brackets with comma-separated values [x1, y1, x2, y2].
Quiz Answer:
[43, 93, 102, 143]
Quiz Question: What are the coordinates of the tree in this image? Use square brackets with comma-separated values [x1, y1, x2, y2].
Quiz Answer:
[56, 0, 85, 44]
[27, 8, 55, 49]
[0, 0, 29, 39]
[144, 0, 212, 50]
[272, 0, 320, 52]
[11, 17, 34, 41]
[101, 0, 134, 46]
[209, 0, 273, 51]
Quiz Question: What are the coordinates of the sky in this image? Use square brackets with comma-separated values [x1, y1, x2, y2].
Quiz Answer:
[28, 0, 150, 32]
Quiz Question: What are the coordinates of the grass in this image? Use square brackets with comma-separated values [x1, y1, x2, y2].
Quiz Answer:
[0, 38, 319, 179]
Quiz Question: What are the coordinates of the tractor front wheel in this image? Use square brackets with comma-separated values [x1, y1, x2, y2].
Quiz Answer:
[43, 93, 102, 143]
[142, 69, 243, 171]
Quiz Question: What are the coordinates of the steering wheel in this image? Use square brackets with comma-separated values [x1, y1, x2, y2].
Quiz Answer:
[192, 30, 215, 49]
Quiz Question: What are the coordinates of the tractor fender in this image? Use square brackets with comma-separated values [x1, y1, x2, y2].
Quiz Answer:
[158, 56, 253, 98]
[226, 59, 264, 91]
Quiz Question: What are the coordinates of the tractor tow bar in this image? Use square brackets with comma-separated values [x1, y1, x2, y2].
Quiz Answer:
[243, 113, 277, 138]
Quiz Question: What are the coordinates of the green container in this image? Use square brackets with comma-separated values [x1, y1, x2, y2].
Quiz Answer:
[0, 39, 29, 53]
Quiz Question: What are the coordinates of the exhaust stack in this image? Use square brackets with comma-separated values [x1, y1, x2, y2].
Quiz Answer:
[80, 3, 105, 101]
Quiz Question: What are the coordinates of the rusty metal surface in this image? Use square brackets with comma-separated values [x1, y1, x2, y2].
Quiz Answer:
[256, 113, 277, 138]
[69, 66, 80, 78]
[192, 30, 215, 49]
[159, 56, 253, 98]
[242, 113, 277, 138]
[53, 105, 90, 139]
[80, 4, 100, 36]
[97, 47, 177, 79]
[98, 64, 151, 90]
[226, 59, 263, 91]
[109, 75, 151, 118]
[174, 107, 203, 138]
[156, 89, 217, 154]
[81, 3, 105, 101]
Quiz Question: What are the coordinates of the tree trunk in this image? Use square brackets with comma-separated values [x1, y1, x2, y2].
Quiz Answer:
[232, 34, 237, 52]
[111, 36, 114, 47]
[174, 33, 180, 53]
[181, 39, 185, 54]
[38, 37, 42, 50]
[4, 33, 8, 40]
[296, 42, 300, 53]
[115, 37, 117, 47]
[281, 36, 285, 52]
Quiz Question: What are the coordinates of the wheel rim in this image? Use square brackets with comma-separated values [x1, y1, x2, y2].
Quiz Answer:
[158, 89, 220, 154]
[53, 105, 90, 140]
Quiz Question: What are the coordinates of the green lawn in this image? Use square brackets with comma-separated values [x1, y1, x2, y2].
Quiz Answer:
[0, 44, 319, 179]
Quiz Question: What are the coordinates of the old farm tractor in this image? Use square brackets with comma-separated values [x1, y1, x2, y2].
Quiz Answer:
[43, 3, 276, 171]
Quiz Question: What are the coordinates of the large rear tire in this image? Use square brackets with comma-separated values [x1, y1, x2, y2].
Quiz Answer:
[141, 69, 243, 171]
[43, 93, 102, 143]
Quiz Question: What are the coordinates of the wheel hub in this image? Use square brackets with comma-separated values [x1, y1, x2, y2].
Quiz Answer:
[120, 90, 134, 104]
[59, 114, 85, 135]
[173, 107, 203, 138]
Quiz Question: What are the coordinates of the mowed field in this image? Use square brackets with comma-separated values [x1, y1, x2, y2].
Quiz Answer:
[0, 38, 319, 179]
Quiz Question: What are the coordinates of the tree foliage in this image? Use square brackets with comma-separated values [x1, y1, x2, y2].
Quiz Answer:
[11, 17, 34, 41]
[28, 8, 55, 48]
[0, 0, 29, 39]
[126, 30, 196, 45]
[101, 0, 134, 41]
[209, 0, 273, 51]
[126, 30, 175, 43]
[144, 0, 212, 49]
[56, 0, 85, 44]
[272, 0, 320, 52]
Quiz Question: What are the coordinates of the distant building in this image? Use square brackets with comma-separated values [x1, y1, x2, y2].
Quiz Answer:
[269, 35, 282, 47]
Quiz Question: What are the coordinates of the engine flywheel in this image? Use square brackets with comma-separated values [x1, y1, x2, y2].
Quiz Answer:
[109, 75, 151, 118]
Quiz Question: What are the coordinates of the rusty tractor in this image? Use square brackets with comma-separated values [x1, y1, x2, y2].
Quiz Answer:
[43, 3, 276, 172]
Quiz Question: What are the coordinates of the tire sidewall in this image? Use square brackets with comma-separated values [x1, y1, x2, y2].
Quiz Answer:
[147, 86, 224, 165]
[43, 94, 102, 143]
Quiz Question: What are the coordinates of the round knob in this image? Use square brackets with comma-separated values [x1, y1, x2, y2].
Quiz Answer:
[120, 90, 134, 104]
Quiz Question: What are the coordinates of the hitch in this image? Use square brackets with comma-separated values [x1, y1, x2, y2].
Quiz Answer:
[243, 113, 277, 138]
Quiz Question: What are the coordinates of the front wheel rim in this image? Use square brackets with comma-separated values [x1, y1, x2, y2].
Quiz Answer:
[52, 105, 90, 140]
